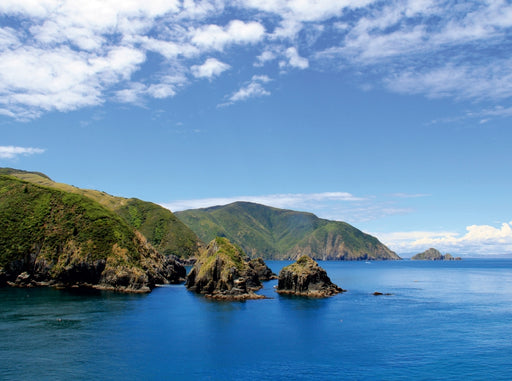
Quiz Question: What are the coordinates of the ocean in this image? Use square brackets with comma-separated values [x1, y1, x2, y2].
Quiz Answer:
[1, 259, 512, 380]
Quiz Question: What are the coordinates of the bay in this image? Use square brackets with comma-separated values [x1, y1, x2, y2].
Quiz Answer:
[1, 259, 512, 380]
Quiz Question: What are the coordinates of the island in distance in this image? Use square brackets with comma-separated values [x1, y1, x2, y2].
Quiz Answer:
[276, 255, 345, 298]
[411, 248, 462, 261]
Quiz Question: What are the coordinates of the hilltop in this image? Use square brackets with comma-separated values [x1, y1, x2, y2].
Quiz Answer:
[0, 168, 200, 258]
[176, 201, 399, 261]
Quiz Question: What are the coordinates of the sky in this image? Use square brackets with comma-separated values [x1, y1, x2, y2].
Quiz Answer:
[1, 0, 511, 257]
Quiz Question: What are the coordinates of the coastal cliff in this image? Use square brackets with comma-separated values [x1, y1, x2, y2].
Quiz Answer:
[186, 237, 265, 300]
[0, 175, 185, 292]
[276, 255, 345, 297]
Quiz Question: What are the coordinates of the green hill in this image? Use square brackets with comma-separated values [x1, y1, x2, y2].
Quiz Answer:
[0, 175, 185, 291]
[176, 202, 400, 260]
[0, 168, 199, 258]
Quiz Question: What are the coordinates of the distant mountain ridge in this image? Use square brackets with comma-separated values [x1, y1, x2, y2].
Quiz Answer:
[0, 168, 200, 258]
[176, 201, 400, 261]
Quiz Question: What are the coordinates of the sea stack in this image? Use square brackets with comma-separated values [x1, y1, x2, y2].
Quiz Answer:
[276, 255, 345, 297]
[186, 237, 265, 300]
[248, 257, 277, 281]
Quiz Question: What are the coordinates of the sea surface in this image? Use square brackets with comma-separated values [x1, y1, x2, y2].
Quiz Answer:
[2, 259, 512, 380]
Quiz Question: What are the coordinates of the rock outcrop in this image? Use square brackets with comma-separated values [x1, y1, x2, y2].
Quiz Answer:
[411, 248, 462, 261]
[0, 175, 186, 293]
[276, 255, 345, 297]
[248, 257, 277, 281]
[186, 237, 265, 300]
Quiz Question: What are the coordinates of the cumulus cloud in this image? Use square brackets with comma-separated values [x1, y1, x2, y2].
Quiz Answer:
[190, 20, 265, 51]
[2, 0, 512, 119]
[282, 47, 309, 69]
[377, 222, 512, 256]
[191, 58, 230, 79]
[0, 145, 45, 159]
[225, 75, 272, 104]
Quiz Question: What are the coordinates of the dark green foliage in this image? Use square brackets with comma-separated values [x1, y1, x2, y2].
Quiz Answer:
[1, 168, 200, 259]
[0, 175, 140, 271]
[176, 202, 400, 260]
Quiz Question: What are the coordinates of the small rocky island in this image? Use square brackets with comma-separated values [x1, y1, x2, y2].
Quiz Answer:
[248, 257, 277, 281]
[186, 237, 271, 300]
[411, 248, 461, 261]
[276, 255, 345, 297]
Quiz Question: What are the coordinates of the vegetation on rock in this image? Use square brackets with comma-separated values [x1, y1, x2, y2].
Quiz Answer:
[276, 255, 344, 297]
[176, 201, 399, 261]
[186, 237, 266, 300]
[0, 168, 200, 258]
[0, 174, 185, 292]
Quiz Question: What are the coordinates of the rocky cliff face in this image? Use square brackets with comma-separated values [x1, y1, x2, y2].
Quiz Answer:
[248, 257, 277, 281]
[411, 248, 461, 261]
[186, 237, 265, 300]
[0, 175, 185, 293]
[276, 256, 345, 297]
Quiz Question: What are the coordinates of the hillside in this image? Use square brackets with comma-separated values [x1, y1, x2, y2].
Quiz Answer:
[0, 168, 200, 258]
[0, 175, 185, 291]
[176, 202, 400, 261]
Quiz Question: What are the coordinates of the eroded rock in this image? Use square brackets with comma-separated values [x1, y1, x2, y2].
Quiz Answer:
[276, 255, 345, 297]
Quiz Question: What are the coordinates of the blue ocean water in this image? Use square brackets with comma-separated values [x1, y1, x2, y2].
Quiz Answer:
[2, 259, 512, 380]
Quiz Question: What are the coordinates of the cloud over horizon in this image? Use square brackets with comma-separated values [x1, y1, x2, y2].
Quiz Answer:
[1, 0, 512, 120]
[377, 221, 512, 256]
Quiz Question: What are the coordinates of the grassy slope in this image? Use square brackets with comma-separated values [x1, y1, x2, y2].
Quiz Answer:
[0, 175, 142, 273]
[0, 168, 199, 258]
[176, 202, 400, 260]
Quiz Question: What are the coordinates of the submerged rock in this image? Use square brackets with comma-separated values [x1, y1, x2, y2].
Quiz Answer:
[186, 237, 265, 300]
[276, 255, 345, 298]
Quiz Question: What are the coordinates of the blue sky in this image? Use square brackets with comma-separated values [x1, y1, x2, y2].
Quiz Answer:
[1, 0, 511, 256]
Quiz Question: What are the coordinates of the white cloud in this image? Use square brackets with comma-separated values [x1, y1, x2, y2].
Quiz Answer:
[190, 20, 265, 51]
[387, 59, 512, 100]
[228, 75, 272, 103]
[377, 222, 512, 256]
[255, 50, 277, 66]
[115, 74, 185, 103]
[162, 191, 363, 212]
[229, 82, 269, 102]
[283, 47, 309, 69]
[191, 58, 230, 79]
[0, 146, 45, 159]
[2, 0, 512, 119]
